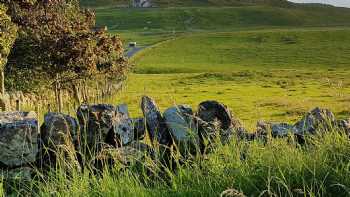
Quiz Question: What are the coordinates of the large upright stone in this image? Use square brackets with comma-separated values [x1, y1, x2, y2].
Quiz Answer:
[163, 105, 199, 155]
[0, 112, 38, 167]
[197, 101, 233, 152]
[38, 112, 79, 169]
[77, 104, 117, 150]
[293, 107, 336, 135]
[141, 96, 171, 146]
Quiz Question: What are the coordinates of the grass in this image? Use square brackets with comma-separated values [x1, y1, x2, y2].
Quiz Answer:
[100, 28, 350, 130]
[12, 130, 350, 196]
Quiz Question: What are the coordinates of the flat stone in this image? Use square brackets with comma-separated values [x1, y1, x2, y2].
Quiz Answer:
[0, 112, 38, 167]
[113, 104, 134, 146]
[141, 96, 171, 146]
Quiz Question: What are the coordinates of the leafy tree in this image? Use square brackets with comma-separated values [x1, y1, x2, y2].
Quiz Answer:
[0, 4, 17, 95]
[2, 0, 128, 111]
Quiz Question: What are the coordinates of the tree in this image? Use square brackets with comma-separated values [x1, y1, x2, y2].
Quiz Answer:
[3, 0, 128, 111]
[0, 4, 17, 96]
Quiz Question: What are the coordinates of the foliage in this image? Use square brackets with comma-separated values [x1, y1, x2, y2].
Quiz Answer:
[0, 4, 17, 70]
[3, 0, 128, 92]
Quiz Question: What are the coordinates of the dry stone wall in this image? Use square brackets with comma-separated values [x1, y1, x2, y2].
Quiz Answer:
[0, 95, 349, 194]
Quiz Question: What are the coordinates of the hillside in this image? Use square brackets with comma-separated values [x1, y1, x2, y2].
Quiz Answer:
[80, 0, 293, 8]
[95, 5, 350, 33]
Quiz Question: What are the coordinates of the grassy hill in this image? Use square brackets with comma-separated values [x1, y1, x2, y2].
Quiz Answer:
[95, 5, 350, 33]
[80, 0, 293, 8]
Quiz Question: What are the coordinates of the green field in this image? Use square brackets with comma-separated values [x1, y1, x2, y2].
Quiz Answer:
[94, 28, 347, 129]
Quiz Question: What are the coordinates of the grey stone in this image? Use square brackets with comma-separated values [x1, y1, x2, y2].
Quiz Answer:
[293, 107, 336, 135]
[163, 105, 199, 154]
[196, 101, 233, 152]
[77, 104, 117, 150]
[0, 112, 38, 167]
[271, 123, 294, 137]
[141, 96, 171, 146]
[114, 104, 134, 146]
[38, 112, 79, 169]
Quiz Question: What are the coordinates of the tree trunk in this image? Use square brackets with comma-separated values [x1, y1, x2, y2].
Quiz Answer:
[0, 70, 5, 96]
[72, 83, 82, 105]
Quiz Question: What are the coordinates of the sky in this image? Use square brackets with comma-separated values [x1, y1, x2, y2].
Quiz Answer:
[288, 0, 350, 7]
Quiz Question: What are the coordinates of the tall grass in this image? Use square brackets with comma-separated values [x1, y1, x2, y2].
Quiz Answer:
[6, 128, 349, 196]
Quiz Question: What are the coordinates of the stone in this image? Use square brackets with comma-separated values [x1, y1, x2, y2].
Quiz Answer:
[163, 105, 199, 155]
[141, 96, 171, 146]
[337, 118, 350, 136]
[77, 104, 117, 151]
[95, 141, 155, 170]
[38, 112, 80, 169]
[293, 107, 336, 135]
[132, 118, 146, 140]
[271, 123, 294, 137]
[196, 101, 233, 152]
[40, 112, 79, 149]
[113, 104, 134, 146]
[220, 189, 246, 197]
[1, 167, 33, 196]
[197, 101, 232, 130]
[0, 112, 38, 167]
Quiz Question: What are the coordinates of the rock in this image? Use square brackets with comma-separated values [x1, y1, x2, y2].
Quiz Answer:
[95, 141, 155, 170]
[337, 118, 350, 136]
[196, 101, 233, 152]
[271, 123, 294, 137]
[77, 104, 117, 151]
[220, 189, 246, 197]
[197, 101, 232, 130]
[132, 118, 146, 140]
[163, 105, 199, 155]
[293, 107, 336, 135]
[1, 167, 33, 196]
[141, 96, 171, 146]
[236, 127, 256, 141]
[113, 104, 134, 146]
[0, 112, 38, 167]
[40, 112, 79, 149]
[38, 112, 80, 169]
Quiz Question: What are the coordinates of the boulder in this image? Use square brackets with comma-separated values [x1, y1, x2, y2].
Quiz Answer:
[196, 101, 233, 152]
[163, 105, 199, 155]
[38, 112, 80, 169]
[0, 112, 38, 167]
[77, 104, 117, 151]
[293, 107, 336, 135]
[197, 101, 232, 130]
[141, 96, 171, 146]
